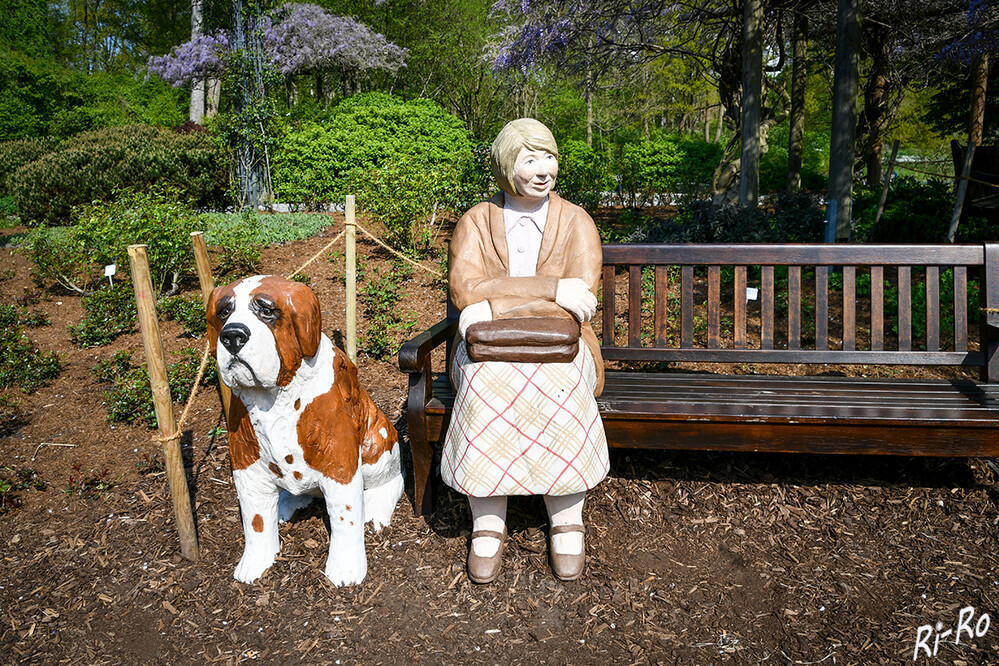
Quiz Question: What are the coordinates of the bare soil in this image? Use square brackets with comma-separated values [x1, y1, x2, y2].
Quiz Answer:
[2, 216, 999, 665]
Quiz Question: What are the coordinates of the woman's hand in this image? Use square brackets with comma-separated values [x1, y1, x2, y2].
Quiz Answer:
[556, 278, 597, 322]
[458, 300, 492, 338]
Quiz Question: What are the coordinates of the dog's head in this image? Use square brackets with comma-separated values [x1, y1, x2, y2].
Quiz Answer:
[207, 275, 322, 390]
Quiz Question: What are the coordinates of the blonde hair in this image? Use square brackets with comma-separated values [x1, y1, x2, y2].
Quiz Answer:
[490, 118, 559, 196]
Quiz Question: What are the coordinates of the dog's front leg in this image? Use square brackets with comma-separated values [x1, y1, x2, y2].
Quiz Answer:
[319, 471, 367, 586]
[232, 464, 281, 583]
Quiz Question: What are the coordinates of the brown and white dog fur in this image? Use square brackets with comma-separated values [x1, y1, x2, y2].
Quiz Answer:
[207, 275, 403, 586]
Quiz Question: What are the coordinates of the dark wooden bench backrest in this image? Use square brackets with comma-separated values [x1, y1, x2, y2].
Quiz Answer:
[601, 243, 999, 378]
[952, 140, 999, 204]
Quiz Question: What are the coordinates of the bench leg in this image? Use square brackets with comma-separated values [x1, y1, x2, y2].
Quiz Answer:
[407, 373, 434, 517]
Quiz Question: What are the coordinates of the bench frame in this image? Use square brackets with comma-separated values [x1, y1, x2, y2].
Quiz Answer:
[400, 242, 999, 516]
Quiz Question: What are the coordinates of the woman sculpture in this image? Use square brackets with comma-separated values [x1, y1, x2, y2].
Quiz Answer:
[443, 118, 608, 583]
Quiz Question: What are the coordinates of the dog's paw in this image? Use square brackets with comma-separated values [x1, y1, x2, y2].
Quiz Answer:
[324, 552, 367, 587]
[234, 551, 276, 583]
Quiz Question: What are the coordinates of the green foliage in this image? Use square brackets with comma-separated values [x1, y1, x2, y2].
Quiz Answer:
[617, 134, 722, 206]
[758, 124, 829, 193]
[360, 261, 416, 359]
[95, 348, 216, 427]
[12, 124, 225, 224]
[0, 304, 61, 391]
[207, 212, 263, 279]
[69, 287, 137, 347]
[0, 465, 44, 513]
[556, 139, 613, 211]
[627, 192, 826, 244]
[158, 294, 207, 337]
[853, 176, 953, 243]
[272, 93, 473, 208]
[202, 211, 338, 245]
[346, 156, 460, 256]
[27, 188, 200, 295]
[0, 136, 59, 195]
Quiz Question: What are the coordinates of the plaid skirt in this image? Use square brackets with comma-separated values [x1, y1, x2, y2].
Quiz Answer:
[441, 340, 608, 497]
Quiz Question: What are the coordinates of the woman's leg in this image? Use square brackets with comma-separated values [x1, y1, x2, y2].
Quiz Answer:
[544, 491, 585, 554]
[468, 495, 508, 557]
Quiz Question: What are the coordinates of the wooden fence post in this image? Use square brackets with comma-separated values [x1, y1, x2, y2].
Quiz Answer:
[127, 244, 199, 561]
[871, 139, 900, 236]
[190, 231, 232, 420]
[345, 195, 357, 364]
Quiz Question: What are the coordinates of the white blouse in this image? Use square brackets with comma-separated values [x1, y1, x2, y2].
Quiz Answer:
[503, 197, 548, 278]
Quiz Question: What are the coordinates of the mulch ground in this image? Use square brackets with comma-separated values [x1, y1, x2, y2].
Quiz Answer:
[2, 216, 999, 665]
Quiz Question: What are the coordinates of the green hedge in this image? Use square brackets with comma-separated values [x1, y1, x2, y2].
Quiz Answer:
[11, 124, 226, 224]
[556, 139, 614, 211]
[272, 92, 473, 206]
[0, 137, 59, 195]
[617, 134, 722, 206]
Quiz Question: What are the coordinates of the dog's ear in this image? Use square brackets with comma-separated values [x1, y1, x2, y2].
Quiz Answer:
[206, 285, 224, 359]
[287, 281, 322, 358]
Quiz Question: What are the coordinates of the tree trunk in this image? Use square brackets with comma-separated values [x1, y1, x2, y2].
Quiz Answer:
[230, 0, 270, 210]
[787, 13, 807, 194]
[715, 104, 724, 143]
[970, 54, 991, 144]
[205, 78, 221, 119]
[189, 0, 205, 124]
[858, 23, 894, 188]
[739, 0, 764, 208]
[826, 0, 860, 242]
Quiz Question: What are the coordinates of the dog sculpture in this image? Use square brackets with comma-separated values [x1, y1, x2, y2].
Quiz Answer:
[207, 275, 403, 586]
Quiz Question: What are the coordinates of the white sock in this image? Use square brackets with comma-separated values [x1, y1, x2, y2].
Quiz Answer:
[544, 492, 585, 555]
[468, 495, 507, 557]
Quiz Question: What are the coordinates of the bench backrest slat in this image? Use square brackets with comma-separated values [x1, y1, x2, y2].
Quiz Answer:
[599, 243, 992, 370]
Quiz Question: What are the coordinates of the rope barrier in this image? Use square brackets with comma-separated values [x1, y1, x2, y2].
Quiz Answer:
[354, 221, 444, 277]
[286, 228, 346, 280]
[894, 163, 999, 190]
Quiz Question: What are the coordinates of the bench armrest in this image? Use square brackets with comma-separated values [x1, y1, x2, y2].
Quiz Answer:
[984, 320, 999, 340]
[399, 317, 458, 373]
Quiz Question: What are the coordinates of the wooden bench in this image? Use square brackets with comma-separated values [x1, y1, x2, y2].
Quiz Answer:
[400, 243, 999, 516]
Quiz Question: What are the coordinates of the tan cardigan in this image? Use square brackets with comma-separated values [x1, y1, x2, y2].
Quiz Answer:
[448, 191, 605, 395]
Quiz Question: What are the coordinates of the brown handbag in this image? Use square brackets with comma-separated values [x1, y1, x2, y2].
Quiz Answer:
[466, 317, 580, 363]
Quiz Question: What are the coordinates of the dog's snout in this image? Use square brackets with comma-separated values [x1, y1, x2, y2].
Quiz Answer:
[219, 323, 251, 355]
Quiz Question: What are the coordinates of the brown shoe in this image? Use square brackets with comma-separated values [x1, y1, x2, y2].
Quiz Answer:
[549, 524, 586, 581]
[467, 529, 507, 584]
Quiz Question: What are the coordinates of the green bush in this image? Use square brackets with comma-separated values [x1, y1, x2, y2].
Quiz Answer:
[206, 212, 262, 279]
[852, 176, 954, 243]
[360, 261, 416, 359]
[69, 286, 137, 347]
[0, 304, 61, 392]
[0, 137, 59, 195]
[345, 156, 461, 256]
[11, 124, 225, 224]
[272, 93, 473, 207]
[617, 134, 722, 207]
[158, 294, 207, 337]
[556, 140, 613, 211]
[27, 188, 200, 295]
[758, 124, 829, 193]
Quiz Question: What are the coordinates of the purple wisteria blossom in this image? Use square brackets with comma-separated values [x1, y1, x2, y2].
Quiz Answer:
[146, 3, 406, 86]
[263, 4, 407, 76]
[147, 32, 230, 86]
[938, 0, 999, 65]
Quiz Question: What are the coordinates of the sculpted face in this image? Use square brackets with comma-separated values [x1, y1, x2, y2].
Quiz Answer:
[511, 146, 558, 203]
[207, 275, 321, 390]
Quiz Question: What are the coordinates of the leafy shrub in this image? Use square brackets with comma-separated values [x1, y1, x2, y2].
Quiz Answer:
[159, 294, 207, 337]
[627, 191, 825, 244]
[272, 92, 473, 207]
[345, 156, 460, 256]
[202, 211, 337, 244]
[556, 139, 613, 211]
[64, 464, 115, 500]
[69, 286, 137, 347]
[360, 261, 416, 359]
[0, 137, 59, 195]
[27, 188, 200, 295]
[758, 124, 830, 193]
[95, 347, 216, 427]
[0, 465, 43, 513]
[0, 305, 61, 392]
[617, 134, 722, 207]
[11, 124, 225, 224]
[853, 176, 953, 243]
